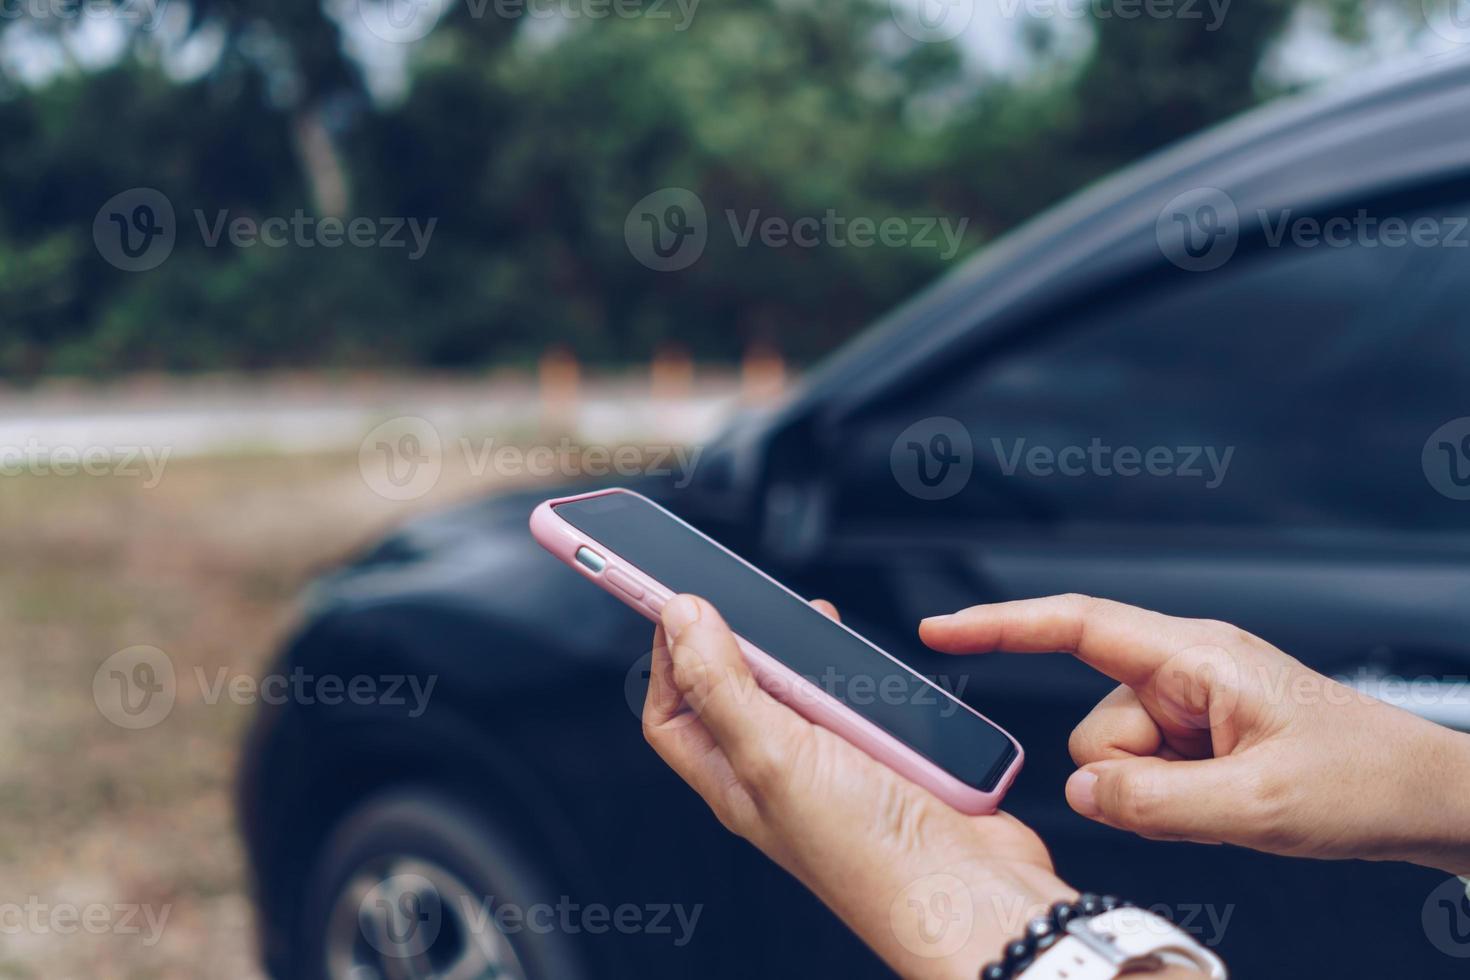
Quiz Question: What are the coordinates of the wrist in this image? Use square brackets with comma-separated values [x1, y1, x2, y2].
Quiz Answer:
[889, 864, 1073, 980]
[1408, 724, 1470, 875]
[967, 868, 1077, 971]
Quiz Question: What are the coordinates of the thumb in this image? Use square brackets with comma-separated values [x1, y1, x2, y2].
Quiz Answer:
[1066, 756, 1247, 843]
[661, 595, 803, 773]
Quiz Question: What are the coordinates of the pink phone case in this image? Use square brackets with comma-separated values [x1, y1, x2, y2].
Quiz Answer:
[529, 488, 1023, 814]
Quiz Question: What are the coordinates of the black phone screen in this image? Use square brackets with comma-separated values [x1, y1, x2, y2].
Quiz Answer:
[554, 492, 1017, 792]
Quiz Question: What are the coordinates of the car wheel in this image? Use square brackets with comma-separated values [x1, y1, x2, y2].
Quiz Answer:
[297, 788, 587, 980]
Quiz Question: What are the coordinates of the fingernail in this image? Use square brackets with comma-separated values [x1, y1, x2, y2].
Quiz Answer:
[920, 614, 952, 628]
[662, 595, 702, 640]
[1068, 770, 1099, 817]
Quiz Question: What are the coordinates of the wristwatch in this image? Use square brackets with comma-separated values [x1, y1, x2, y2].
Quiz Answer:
[1021, 906, 1227, 980]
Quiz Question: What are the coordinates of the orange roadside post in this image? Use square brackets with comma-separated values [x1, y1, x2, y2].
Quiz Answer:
[741, 341, 786, 405]
[538, 346, 581, 435]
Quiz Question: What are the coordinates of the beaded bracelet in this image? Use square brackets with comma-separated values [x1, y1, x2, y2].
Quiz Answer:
[978, 894, 1134, 980]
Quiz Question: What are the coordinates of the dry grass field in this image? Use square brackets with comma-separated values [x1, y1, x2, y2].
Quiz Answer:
[0, 449, 537, 979]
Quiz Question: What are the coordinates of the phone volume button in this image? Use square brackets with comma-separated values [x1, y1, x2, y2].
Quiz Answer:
[604, 568, 646, 600]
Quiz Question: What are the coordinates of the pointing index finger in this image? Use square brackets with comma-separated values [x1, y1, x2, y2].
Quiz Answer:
[918, 594, 1197, 687]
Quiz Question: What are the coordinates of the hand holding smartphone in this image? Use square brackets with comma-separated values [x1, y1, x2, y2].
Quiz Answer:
[530, 488, 1022, 813]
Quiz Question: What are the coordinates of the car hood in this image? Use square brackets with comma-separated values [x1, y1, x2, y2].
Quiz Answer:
[298, 481, 671, 675]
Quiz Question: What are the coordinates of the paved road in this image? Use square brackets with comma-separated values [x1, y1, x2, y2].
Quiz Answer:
[0, 375, 743, 459]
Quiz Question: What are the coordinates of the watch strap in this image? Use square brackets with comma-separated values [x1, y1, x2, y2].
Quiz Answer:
[1021, 907, 1226, 980]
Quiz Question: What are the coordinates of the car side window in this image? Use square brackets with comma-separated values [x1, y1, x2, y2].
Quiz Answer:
[837, 197, 1470, 534]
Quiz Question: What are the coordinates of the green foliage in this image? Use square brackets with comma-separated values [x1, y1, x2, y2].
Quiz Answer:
[0, 0, 1398, 377]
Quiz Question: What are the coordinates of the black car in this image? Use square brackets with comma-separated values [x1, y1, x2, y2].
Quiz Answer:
[240, 53, 1470, 980]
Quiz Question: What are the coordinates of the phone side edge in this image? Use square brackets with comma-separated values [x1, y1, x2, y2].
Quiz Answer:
[529, 489, 1023, 813]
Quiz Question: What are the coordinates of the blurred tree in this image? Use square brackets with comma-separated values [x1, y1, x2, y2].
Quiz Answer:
[0, 0, 1428, 376]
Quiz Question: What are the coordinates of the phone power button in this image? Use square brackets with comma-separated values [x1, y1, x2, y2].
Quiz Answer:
[604, 568, 645, 601]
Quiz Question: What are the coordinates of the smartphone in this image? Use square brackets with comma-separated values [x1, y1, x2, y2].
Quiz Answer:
[530, 487, 1022, 813]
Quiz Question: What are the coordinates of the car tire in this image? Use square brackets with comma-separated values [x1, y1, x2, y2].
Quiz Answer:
[296, 787, 588, 980]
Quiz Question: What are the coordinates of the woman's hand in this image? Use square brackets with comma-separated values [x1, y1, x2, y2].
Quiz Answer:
[643, 595, 1073, 980]
[922, 594, 1470, 875]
